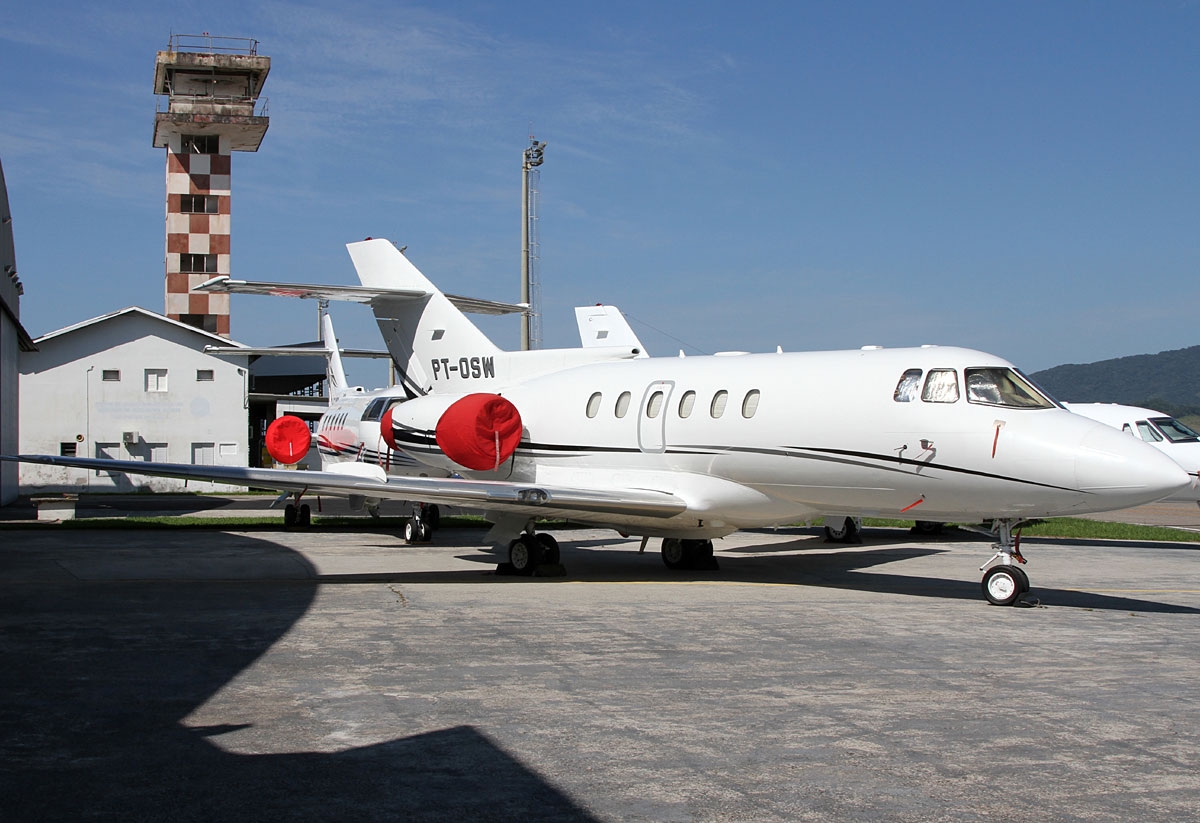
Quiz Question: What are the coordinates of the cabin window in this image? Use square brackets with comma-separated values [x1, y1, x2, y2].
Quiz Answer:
[586, 392, 602, 419]
[711, 390, 729, 418]
[678, 391, 696, 418]
[894, 369, 922, 402]
[964, 368, 1054, 409]
[1150, 417, 1200, 443]
[361, 398, 388, 422]
[1136, 421, 1164, 443]
[922, 369, 959, 403]
[646, 391, 664, 419]
[101, 369, 121, 382]
[615, 391, 631, 419]
[196, 369, 214, 382]
[742, 390, 761, 418]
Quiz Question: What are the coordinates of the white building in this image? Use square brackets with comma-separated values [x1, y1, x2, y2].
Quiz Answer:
[19, 307, 253, 493]
[1, 156, 37, 506]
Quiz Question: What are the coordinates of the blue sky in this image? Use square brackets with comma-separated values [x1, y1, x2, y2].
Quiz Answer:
[2, 1, 1198, 386]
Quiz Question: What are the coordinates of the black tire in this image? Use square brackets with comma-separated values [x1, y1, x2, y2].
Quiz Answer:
[509, 536, 543, 575]
[912, 520, 943, 535]
[299, 503, 311, 527]
[982, 565, 1023, 606]
[423, 504, 441, 531]
[824, 518, 859, 542]
[1010, 564, 1030, 593]
[284, 503, 297, 528]
[403, 518, 419, 545]
[661, 538, 687, 569]
[419, 519, 434, 543]
[536, 533, 560, 564]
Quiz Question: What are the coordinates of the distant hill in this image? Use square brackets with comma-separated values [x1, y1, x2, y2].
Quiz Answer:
[1031, 345, 1200, 416]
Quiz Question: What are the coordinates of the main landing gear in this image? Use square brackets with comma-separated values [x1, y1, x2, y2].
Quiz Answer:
[660, 538, 719, 571]
[506, 531, 561, 575]
[979, 519, 1031, 606]
[283, 500, 311, 528]
[823, 517, 862, 544]
[403, 503, 440, 545]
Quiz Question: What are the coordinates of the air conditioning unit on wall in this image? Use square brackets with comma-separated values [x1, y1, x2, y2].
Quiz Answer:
[122, 431, 139, 445]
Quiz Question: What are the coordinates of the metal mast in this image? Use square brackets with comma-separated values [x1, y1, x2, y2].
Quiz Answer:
[521, 137, 545, 350]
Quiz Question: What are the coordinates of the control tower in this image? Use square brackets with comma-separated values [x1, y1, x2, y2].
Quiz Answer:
[153, 34, 269, 336]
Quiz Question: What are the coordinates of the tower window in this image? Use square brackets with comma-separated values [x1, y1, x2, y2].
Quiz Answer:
[101, 369, 120, 381]
[182, 134, 219, 154]
[196, 369, 214, 382]
[180, 253, 218, 273]
[180, 195, 218, 214]
[179, 315, 218, 333]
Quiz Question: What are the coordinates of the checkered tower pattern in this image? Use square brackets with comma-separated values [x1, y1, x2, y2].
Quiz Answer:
[164, 134, 232, 336]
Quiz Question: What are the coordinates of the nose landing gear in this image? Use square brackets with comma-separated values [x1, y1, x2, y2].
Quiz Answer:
[979, 519, 1031, 606]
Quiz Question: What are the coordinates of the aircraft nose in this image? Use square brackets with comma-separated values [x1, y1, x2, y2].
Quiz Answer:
[1074, 427, 1191, 506]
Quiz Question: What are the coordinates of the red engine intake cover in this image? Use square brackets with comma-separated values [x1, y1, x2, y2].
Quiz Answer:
[435, 394, 523, 471]
[380, 406, 399, 452]
[265, 415, 312, 465]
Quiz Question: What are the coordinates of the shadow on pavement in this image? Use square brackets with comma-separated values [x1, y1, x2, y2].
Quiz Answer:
[0, 535, 597, 822]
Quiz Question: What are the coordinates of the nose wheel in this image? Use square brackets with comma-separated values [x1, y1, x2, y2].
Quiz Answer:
[979, 519, 1031, 606]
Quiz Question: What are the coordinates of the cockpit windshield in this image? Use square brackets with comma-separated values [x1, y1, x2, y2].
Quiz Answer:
[964, 368, 1055, 409]
[1150, 417, 1200, 443]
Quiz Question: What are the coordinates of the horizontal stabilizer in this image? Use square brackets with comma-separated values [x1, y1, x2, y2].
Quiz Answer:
[197, 276, 527, 316]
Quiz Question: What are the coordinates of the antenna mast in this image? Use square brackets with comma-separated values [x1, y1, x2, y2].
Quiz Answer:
[521, 136, 545, 350]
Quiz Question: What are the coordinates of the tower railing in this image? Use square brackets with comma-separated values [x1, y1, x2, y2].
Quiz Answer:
[167, 34, 259, 55]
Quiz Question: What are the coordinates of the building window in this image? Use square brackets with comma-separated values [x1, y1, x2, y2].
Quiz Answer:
[586, 392, 602, 419]
[191, 442, 216, 465]
[742, 390, 761, 418]
[180, 253, 218, 273]
[196, 369, 214, 382]
[101, 369, 120, 382]
[145, 369, 168, 392]
[180, 195, 218, 214]
[710, 390, 729, 419]
[60, 442, 77, 457]
[182, 134, 219, 154]
[615, 391, 631, 419]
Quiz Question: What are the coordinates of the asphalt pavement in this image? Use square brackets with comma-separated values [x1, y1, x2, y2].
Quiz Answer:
[1, 502, 1198, 821]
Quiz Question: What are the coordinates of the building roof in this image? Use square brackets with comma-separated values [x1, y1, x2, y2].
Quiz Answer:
[32, 306, 250, 348]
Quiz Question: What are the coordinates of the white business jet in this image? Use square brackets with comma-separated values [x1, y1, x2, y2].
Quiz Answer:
[1065, 403, 1200, 502]
[207, 312, 455, 538]
[6, 239, 1188, 605]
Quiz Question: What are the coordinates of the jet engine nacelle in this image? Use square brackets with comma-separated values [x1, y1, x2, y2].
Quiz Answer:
[383, 392, 523, 473]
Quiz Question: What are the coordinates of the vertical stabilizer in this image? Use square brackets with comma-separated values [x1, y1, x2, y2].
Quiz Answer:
[347, 239, 500, 396]
[322, 313, 350, 402]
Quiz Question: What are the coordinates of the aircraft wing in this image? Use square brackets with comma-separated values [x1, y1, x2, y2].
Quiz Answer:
[3, 455, 686, 521]
[195, 277, 527, 316]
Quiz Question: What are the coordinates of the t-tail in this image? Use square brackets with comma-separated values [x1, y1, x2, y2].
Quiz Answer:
[346, 238, 646, 396]
[322, 312, 353, 404]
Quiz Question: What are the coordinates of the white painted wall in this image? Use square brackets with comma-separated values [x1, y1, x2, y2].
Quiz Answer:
[19, 309, 250, 493]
